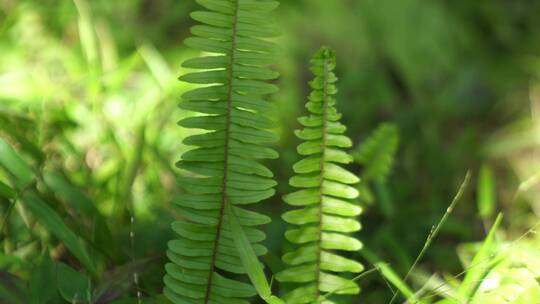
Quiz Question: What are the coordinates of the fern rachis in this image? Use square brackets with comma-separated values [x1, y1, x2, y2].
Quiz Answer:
[164, 0, 280, 303]
[276, 47, 364, 304]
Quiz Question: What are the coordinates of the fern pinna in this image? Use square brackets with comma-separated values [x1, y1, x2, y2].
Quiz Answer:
[164, 1, 280, 303]
[276, 47, 364, 304]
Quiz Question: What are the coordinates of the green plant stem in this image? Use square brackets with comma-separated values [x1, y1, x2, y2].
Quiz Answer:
[388, 171, 471, 304]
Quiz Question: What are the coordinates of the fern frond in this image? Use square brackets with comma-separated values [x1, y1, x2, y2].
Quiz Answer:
[276, 47, 364, 304]
[353, 123, 399, 183]
[164, 1, 280, 303]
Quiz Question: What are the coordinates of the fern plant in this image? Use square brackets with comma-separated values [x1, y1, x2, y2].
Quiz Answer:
[164, 0, 280, 303]
[276, 47, 364, 304]
[353, 123, 399, 183]
[352, 123, 399, 216]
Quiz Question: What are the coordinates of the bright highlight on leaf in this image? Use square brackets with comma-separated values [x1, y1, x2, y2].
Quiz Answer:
[163, 0, 280, 303]
[276, 47, 364, 304]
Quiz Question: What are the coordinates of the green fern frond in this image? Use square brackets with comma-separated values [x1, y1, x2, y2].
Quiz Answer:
[276, 47, 364, 304]
[164, 1, 280, 303]
[353, 123, 399, 183]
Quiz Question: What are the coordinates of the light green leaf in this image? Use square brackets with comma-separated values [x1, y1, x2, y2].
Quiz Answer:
[361, 249, 419, 302]
[458, 213, 504, 300]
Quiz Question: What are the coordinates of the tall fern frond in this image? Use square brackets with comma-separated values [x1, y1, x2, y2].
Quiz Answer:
[353, 123, 399, 183]
[164, 1, 280, 303]
[276, 47, 364, 304]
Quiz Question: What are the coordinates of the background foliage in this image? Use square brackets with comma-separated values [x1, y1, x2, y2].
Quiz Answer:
[1, 0, 540, 303]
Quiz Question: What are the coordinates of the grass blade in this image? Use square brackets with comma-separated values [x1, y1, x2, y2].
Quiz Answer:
[361, 249, 420, 303]
[21, 192, 96, 274]
[0, 138, 33, 188]
[389, 171, 471, 304]
[225, 200, 284, 304]
[458, 213, 504, 300]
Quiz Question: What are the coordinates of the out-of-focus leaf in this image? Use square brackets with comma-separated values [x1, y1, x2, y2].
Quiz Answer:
[93, 258, 153, 304]
[108, 299, 141, 304]
[0, 138, 33, 187]
[20, 192, 96, 274]
[0, 179, 16, 199]
[109, 296, 172, 304]
[353, 123, 399, 182]
[458, 213, 504, 301]
[30, 254, 59, 304]
[43, 171, 114, 255]
[0, 112, 44, 161]
[57, 262, 92, 303]
[357, 182, 374, 205]
[0, 253, 23, 268]
[43, 171, 100, 217]
[510, 285, 540, 304]
[0, 271, 28, 304]
[73, 0, 98, 66]
[374, 181, 393, 217]
[412, 271, 458, 303]
[477, 164, 496, 220]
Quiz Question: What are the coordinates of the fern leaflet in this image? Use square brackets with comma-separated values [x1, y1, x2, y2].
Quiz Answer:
[276, 47, 364, 304]
[164, 1, 280, 303]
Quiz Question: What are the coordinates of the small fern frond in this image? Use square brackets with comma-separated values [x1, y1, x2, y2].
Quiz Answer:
[164, 1, 280, 303]
[276, 47, 364, 304]
[353, 123, 399, 183]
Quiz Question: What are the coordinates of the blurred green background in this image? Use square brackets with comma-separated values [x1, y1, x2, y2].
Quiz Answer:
[1, 0, 540, 303]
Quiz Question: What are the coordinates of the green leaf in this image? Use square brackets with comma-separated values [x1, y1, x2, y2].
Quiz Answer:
[20, 192, 96, 274]
[361, 249, 419, 303]
[226, 201, 285, 304]
[182, 55, 229, 69]
[0, 180, 15, 199]
[93, 259, 153, 303]
[30, 254, 59, 304]
[43, 171, 104, 218]
[458, 213, 504, 301]
[0, 138, 33, 187]
[319, 272, 359, 294]
[56, 262, 92, 303]
[0, 272, 28, 304]
[320, 252, 364, 273]
[43, 171, 114, 255]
